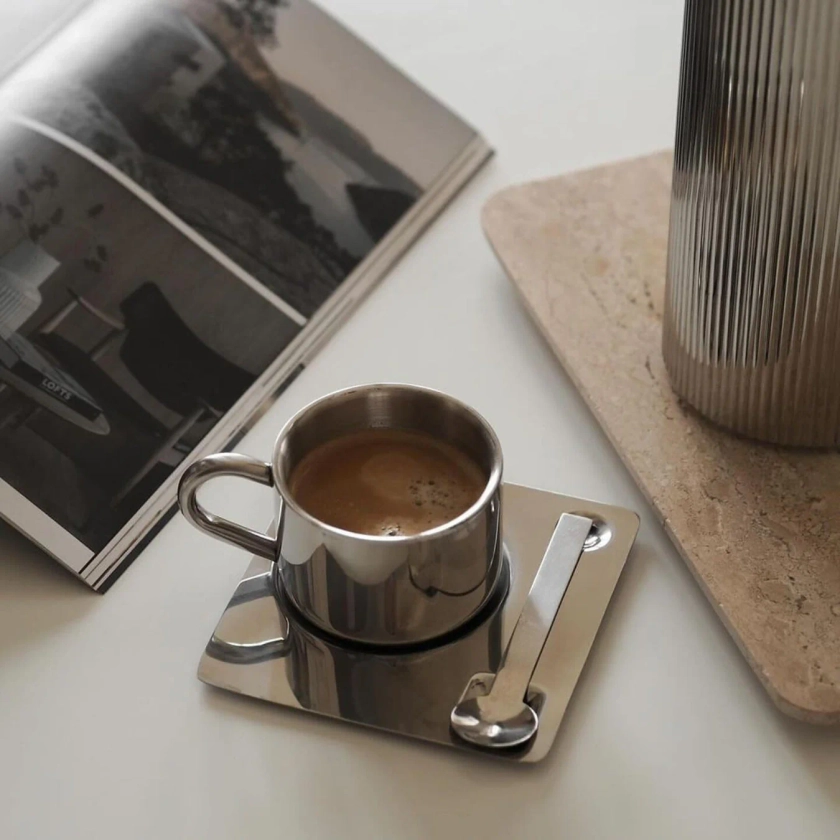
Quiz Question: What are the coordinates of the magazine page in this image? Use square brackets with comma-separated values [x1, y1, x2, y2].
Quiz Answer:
[0, 0, 481, 577]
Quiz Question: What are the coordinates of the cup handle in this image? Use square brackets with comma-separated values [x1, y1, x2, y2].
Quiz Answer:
[178, 453, 276, 560]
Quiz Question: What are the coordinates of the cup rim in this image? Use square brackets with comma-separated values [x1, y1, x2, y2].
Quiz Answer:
[271, 383, 503, 544]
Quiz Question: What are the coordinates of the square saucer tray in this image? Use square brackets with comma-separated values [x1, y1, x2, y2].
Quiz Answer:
[198, 483, 639, 763]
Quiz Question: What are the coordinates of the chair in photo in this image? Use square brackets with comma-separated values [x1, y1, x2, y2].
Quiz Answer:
[112, 282, 254, 503]
[33, 282, 254, 508]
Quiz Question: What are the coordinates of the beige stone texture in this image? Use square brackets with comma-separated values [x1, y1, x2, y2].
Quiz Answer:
[483, 151, 840, 723]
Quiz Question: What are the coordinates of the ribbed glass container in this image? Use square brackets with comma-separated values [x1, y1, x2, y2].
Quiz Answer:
[663, 0, 840, 446]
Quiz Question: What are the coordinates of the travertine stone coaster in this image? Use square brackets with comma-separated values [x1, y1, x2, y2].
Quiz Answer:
[483, 151, 840, 724]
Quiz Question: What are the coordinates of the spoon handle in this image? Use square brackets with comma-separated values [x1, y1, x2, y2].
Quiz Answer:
[485, 513, 592, 712]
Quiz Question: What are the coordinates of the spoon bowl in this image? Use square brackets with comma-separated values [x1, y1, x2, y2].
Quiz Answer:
[450, 695, 539, 748]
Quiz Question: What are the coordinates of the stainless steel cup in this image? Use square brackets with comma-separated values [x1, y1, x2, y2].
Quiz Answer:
[178, 384, 504, 646]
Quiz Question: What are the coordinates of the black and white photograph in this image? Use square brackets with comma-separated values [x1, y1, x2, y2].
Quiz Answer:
[0, 0, 486, 577]
[0, 122, 299, 551]
[5, 0, 475, 317]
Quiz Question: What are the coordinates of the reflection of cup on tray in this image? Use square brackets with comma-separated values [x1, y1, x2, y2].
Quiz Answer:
[178, 384, 505, 647]
[203, 561, 506, 729]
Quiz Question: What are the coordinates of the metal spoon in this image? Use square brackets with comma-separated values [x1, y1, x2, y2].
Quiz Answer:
[450, 512, 593, 748]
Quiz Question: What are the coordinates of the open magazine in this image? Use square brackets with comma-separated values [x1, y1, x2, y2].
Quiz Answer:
[0, 0, 491, 589]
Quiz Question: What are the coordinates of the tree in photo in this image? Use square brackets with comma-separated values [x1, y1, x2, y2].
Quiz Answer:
[216, 0, 289, 45]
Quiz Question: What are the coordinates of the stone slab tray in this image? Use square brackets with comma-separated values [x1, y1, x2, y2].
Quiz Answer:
[482, 151, 840, 723]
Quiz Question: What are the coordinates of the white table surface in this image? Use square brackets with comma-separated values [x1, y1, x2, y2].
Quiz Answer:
[1, 2, 839, 839]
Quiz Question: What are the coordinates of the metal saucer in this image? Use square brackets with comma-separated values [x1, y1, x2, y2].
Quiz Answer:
[197, 483, 639, 763]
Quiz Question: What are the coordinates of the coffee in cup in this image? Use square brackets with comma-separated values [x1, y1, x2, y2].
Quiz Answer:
[287, 428, 486, 537]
